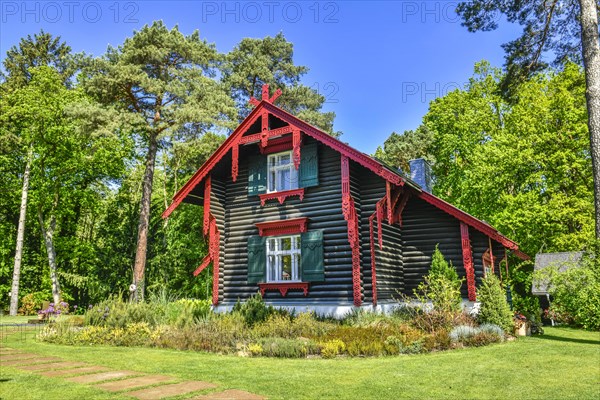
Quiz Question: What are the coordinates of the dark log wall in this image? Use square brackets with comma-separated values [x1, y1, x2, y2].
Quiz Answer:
[202, 136, 510, 305]
[357, 167, 403, 303]
[401, 196, 467, 297]
[216, 138, 354, 304]
[470, 229, 504, 285]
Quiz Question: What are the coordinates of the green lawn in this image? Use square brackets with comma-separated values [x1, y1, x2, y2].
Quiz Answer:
[0, 314, 38, 324]
[1, 327, 599, 399]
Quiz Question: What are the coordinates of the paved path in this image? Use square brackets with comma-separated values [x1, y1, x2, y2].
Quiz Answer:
[0, 344, 266, 399]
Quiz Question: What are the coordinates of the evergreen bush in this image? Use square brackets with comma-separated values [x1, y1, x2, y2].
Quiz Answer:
[477, 274, 514, 333]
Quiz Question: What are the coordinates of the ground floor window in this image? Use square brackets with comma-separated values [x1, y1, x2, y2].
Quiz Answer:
[266, 235, 301, 282]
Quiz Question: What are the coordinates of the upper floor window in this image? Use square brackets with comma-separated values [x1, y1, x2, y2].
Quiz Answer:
[267, 151, 298, 193]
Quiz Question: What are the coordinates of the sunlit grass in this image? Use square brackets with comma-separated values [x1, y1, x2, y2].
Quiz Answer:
[1, 327, 599, 399]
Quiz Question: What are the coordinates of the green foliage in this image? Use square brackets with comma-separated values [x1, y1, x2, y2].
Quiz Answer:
[18, 292, 49, 315]
[414, 246, 462, 313]
[84, 295, 212, 329]
[320, 339, 345, 358]
[222, 32, 339, 136]
[456, 0, 582, 96]
[544, 241, 600, 330]
[477, 274, 514, 333]
[256, 337, 320, 358]
[425, 62, 593, 255]
[232, 293, 284, 327]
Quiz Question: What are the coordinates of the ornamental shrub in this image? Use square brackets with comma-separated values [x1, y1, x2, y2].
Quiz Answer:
[415, 245, 463, 313]
[232, 293, 285, 327]
[545, 242, 600, 330]
[320, 339, 346, 358]
[477, 274, 514, 333]
[449, 325, 478, 342]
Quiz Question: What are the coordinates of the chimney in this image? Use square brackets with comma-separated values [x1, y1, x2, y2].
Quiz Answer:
[409, 158, 433, 193]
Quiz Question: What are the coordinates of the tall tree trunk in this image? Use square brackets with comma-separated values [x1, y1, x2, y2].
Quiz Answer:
[132, 133, 158, 301]
[579, 0, 600, 238]
[37, 208, 61, 305]
[9, 147, 33, 316]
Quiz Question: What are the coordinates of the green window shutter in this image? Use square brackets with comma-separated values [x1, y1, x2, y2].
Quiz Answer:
[299, 143, 319, 188]
[301, 230, 324, 282]
[248, 155, 267, 196]
[247, 235, 266, 283]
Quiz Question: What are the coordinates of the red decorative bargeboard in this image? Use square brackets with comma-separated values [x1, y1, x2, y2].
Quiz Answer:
[460, 222, 477, 301]
[341, 155, 363, 307]
[258, 282, 309, 297]
[193, 174, 221, 305]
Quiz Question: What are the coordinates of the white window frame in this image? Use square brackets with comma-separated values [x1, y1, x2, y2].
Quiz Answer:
[266, 235, 301, 282]
[267, 150, 298, 193]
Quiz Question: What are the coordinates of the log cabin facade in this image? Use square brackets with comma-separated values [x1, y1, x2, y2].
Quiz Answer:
[162, 85, 529, 315]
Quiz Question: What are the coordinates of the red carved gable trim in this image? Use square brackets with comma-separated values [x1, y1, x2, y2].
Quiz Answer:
[255, 218, 308, 236]
[460, 222, 477, 301]
[162, 92, 527, 261]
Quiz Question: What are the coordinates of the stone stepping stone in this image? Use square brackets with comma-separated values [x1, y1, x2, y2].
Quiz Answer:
[126, 381, 218, 400]
[0, 348, 19, 353]
[66, 370, 139, 384]
[192, 389, 266, 400]
[18, 361, 88, 372]
[95, 375, 174, 392]
[1, 357, 61, 366]
[1, 353, 39, 361]
[40, 365, 110, 378]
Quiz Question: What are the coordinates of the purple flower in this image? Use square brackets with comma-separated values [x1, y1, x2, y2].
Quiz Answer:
[73, 305, 78, 310]
[56, 310, 61, 315]
[49, 303, 54, 307]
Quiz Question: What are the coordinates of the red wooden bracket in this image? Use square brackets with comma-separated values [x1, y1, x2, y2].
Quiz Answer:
[261, 110, 269, 148]
[269, 88, 282, 103]
[292, 129, 301, 170]
[203, 175, 211, 236]
[258, 282, 309, 297]
[193, 255, 212, 277]
[259, 188, 305, 206]
[231, 144, 239, 182]
[341, 155, 362, 307]
[249, 97, 260, 107]
[394, 190, 411, 226]
[262, 84, 270, 101]
[460, 222, 477, 301]
[255, 217, 308, 236]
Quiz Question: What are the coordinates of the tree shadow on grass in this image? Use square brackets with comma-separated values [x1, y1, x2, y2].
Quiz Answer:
[531, 333, 600, 346]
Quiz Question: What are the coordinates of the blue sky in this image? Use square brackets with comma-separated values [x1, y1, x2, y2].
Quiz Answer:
[0, 1, 521, 153]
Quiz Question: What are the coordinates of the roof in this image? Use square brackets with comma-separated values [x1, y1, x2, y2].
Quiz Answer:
[162, 95, 528, 260]
[532, 251, 584, 295]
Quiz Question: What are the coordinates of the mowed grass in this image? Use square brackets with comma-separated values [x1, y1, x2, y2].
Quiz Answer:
[1, 327, 599, 399]
[0, 314, 38, 324]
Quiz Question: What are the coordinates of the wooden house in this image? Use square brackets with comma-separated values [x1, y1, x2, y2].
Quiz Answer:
[162, 85, 528, 315]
